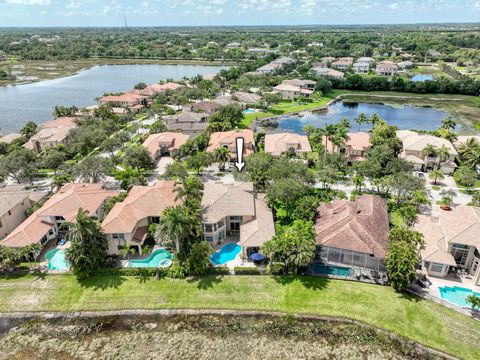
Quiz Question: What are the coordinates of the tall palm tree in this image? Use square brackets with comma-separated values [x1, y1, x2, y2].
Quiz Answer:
[430, 168, 445, 185]
[175, 176, 204, 204]
[154, 205, 200, 253]
[214, 147, 231, 171]
[354, 113, 368, 132]
[320, 124, 337, 155]
[422, 143, 438, 168]
[303, 125, 315, 137]
[369, 113, 382, 130]
[438, 144, 451, 162]
[458, 138, 480, 169]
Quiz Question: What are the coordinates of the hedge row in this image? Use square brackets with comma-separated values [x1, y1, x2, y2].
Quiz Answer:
[234, 267, 261, 275]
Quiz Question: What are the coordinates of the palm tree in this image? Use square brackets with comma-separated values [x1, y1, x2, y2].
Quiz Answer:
[21, 243, 42, 269]
[214, 147, 230, 171]
[154, 205, 199, 253]
[303, 125, 315, 137]
[429, 168, 444, 185]
[441, 116, 457, 130]
[121, 243, 136, 260]
[458, 138, 480, 169]
[354, 113, 368, 132]
[422, 144, 438, 168]
[369, 113, 382, 130]
[175, 176, 204, 205]
[320, 124, 337, 155]
[352, 174, 365, 192]
[466, 294, 480, 316]
[438, 144, 451, 163]
[339, 118, 351, 130]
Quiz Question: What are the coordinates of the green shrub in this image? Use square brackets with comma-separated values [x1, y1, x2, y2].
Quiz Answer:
[96, 267, 167, 277]
[234, 267, 261, 275]
[207, 267, 230, 275]
[166, 261, 186, 279]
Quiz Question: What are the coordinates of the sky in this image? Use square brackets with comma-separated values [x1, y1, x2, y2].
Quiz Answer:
[0, 0, 479, 27]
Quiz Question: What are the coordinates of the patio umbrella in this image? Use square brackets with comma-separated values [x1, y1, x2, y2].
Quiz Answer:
[250, 253, 265, 261]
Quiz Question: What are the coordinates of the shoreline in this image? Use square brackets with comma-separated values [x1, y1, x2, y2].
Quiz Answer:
[0, 58, 238, 88]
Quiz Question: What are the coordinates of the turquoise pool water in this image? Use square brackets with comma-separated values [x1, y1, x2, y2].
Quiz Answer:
[309, 263, 351, 277]
[210, 243, 241, 265]
[439, 286, 480, 308]
[411, 74, 433, 82]
[45, 249, 69, 270]
[243, 109, 257, 114]
[129, 249, 173, 268]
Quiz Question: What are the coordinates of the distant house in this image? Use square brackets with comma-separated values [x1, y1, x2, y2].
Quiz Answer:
[1, 183, 117, 249]
[264, 133, 311, 157]
[101, 180, 180, 255]
[357, 57, 374, 64]
[183, 101, 220, 115]
[212, 96, 245, 109]
[314, 195, 390, 273]
[375, 61, 398, 76]
[331, 57, 354, 71]
[226, 42, 241, 49]
[311, 67, 344, 79]
[0, 185, 47, 240]
[207, 129, 255, 160]
[232, 91, 262, 105]
[246, 48, 276, 56]
[320, 56, 336, 64]
[201, 181, 275, 256]
[163, 111, 209, 135]
[133, 82, 183, 97]
[323, 132, 372, 161]
[415, 205, 480, 286]
[0, 54, 8, 62]
[142, 132, 190, 159]
[0, 133, 22, 144]
[396, 130, 457, 174]
[98, 92, 147, 112]
[271, 57, 294, 66]
[273, 79, 317, 99]
[24, 117, 77, 153]
[255, 63, 281, 74]
[397, 61, 414, 70]
[353, 62, 370, 74]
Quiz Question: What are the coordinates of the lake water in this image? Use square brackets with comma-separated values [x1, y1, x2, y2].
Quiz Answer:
[0, 64, 228, 134]
[277, 101, 450, 134]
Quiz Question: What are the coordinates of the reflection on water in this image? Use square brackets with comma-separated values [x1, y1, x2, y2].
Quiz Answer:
[277, 101, 450, 134]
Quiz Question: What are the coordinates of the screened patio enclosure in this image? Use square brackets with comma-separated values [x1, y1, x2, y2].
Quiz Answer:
[315, 245, 386, 272]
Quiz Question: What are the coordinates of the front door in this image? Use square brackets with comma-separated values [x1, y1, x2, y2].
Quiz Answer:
[230, 222, 240, 231]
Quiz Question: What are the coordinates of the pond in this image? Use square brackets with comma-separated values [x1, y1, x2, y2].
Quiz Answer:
[276, 101, 450, 134]
[411, 74, 434, 82]
[0, 64, 229, 134]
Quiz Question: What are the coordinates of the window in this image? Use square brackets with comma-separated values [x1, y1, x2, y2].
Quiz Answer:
[149, 216, 160, 224]
[55, 216, 65, 221]
[218, 220, 225, 228]
[230, 216, 242, 221]
[218, 230, 225, 240]
[430, 263, 444, 273]
[204, 224, 213, 233]
[8, 211, 11, 216]
[112, 233, 125, 240]
[206, 236, 214, 242]
[451, 244, 470, 266]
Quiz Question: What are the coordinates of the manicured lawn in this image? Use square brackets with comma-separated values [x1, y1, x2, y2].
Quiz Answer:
[0, 274, 479, 359]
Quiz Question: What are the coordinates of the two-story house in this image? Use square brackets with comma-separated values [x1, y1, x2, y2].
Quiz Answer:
[273, 79, 317, 99]
[331, 57, 354, 71]
[201, 182, 275, 256]
[1, 183, 117, 249]
[207, 129, 255, 160]
[375, 61, 398, 76]
[142, 132, 190, 159]
[163, 111, 209, 135]
[101, 180, 180, 255]
[23, 117, 77, 153]
[324, 132, 372, 161]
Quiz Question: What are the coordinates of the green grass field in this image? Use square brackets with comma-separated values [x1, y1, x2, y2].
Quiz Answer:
[0, 274, 479, 359]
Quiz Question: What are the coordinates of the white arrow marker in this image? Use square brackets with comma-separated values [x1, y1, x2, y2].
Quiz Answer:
[235, 137, 245, 172]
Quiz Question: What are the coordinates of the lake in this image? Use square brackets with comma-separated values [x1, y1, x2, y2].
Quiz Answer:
[276, 101, 450, 133]
[0, 64, 228, 134]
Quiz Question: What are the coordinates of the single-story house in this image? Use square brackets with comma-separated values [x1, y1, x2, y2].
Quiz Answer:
[397, 130, 458, 174]
[311, 67, 345, 79]
[207, 129, 255, 160]
[201, 181, 275, 256]
[415, 206, 480, 285]
[314, 195, 390, 273]
[233, 91, 262, 105]
[264, 132, 311, 157]
[183, 101, 220, 115]
[101, 180, 180, 255]
[142, 132, 190, 159]
[1, 183, 118, 249]
[271, 57, 294, 66]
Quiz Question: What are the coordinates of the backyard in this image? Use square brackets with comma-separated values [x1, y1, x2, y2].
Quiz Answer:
[0, 274, 479, 359]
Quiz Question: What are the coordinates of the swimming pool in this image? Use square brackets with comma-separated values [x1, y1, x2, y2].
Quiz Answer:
[438, 286, 480, 308]
[411, 74, 433, 82]
[45, 249, 69, 271]
[309, 263, 351, 277]
[128, 249, 173, 268]
[243, 109, 257, 114]
[210, 243, 241, 265]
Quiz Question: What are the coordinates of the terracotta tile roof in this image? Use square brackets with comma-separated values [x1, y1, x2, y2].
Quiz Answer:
[239, 194, 276, 248]
[314, 195, 390, 258]
[233, 91, 262, 104]
[202, 182, 256, 224]
[101, 180, 181, 234]
[207, 129, 254, 156]
[1, 183, 117, 248]
[0, 133, 22, 144]
[183, 101, 220, 115]
[99, 92, 146, 105]
[131, 82, 184, 96]
[323, 132, 371, 153]
[264, 132, 311, 156]
[396, 130, 457, 155]
[415, 206, 480, 266]
[43, 117, 76, 128]
[142, 132, 189, 157]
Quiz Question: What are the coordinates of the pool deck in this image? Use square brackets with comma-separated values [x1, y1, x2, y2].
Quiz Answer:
[424, 273, 480, 299]
[212, 238, 256, 270]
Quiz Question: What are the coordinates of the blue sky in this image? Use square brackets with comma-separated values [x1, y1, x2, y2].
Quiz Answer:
[0, 0, 479, 27]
